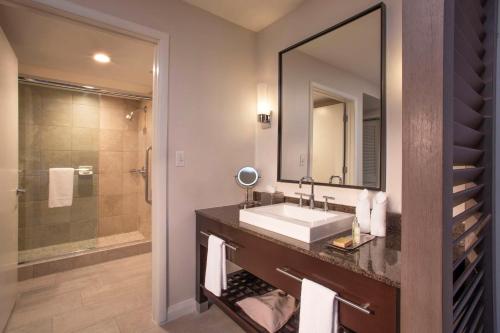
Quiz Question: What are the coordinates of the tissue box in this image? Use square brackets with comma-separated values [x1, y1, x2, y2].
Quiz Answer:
[259, 191, 285, 205]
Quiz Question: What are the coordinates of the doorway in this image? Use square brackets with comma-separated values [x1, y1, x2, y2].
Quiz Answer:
[0, 0, 169, 325]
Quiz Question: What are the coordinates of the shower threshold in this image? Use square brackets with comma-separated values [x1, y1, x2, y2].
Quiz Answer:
[19, 231, 147, 263]
[18, 232, 151, 280]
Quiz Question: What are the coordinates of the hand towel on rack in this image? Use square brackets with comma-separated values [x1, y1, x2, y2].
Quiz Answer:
[298, 278, 338, 333]
[204, 235, 227, 297]
[356, 189, 371, 233]
[370, 191, 388, 237]
[48, 168, 74, 208]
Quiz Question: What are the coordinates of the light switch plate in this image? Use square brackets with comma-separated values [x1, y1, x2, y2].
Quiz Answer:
[175, 151, 185, 167]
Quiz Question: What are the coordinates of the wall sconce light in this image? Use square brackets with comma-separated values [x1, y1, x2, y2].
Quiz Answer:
[257, 83, 272, 129]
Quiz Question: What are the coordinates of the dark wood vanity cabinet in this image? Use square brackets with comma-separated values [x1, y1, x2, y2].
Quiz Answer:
[196, 212, 399, 333]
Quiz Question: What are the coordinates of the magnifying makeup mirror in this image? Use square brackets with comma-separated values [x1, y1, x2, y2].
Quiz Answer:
[235, 166, 260, 208]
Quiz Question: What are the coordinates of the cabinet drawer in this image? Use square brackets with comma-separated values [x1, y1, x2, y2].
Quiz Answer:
[198, 216, 398, 333]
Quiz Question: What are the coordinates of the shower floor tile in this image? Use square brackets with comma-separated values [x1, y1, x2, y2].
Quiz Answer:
[19, 231, 146, 263]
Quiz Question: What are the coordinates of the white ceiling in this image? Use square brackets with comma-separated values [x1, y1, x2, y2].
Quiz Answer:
[297, 9, 381, 85]
[0, 5, 155, 95]
[183, 0, 305, 32]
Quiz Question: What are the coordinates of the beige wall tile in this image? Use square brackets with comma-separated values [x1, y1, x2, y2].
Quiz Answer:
[41, 102, 72, 127]
[19, 125, 41, 152]
[19, 86, 42, 126]
[72, 92, 99, 107]
[40, 150, 71, 170]
[73, 104, 99, 128]
[99, 130, 122, 151]
[122, 131, 138, 151]
[121, 215, 138, 233]
[100, 108, 127, 130]
[40, 224, 71, 247]
[74, 174, 99, 198]
[41, 87, 72, 105]
[100, 96, 127, 110]
[100, 174, 122, 196]
[72, 151, 99, 171]
[20, 149, 41, 175]
[40, 204, 71, 226]
[100, 195, 122, 217]
[98, 216, 118, 237]
[99, 152, 122, 174]
[122, 194, 138, 216]
[41, 126, 72, 150]
[122, 152, 138, 172]
[122, 173, 139, 194]
[71, 197, 98, 222]
[20, 175, 42, 202]
[72, 128, 99, 151]
[70, 219, 97, 242]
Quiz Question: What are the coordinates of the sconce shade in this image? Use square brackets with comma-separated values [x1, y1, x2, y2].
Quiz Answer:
[257, 83, 271, 116]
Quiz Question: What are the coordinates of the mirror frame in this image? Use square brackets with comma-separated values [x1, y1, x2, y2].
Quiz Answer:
[277, 2, 386, 191]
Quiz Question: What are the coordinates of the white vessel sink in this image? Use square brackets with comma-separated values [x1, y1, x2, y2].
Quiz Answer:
[239, 203, 354, 243]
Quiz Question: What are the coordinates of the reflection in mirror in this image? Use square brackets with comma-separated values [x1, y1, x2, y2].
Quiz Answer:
[279, 5, 384, 190]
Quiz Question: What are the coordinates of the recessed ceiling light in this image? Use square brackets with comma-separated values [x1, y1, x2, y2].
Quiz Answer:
[82, 85, 95, 89]
[93, 53, 110, 63]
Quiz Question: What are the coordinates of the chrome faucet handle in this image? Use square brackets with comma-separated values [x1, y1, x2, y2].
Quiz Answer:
[294, 192, 310, 207]
[323, 195, 336, 211]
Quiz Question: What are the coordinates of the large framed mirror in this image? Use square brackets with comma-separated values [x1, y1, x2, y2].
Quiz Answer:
[278, 3, 386, 190]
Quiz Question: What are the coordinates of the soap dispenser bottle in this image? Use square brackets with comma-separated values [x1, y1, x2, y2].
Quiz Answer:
[352, 216, 361, 245]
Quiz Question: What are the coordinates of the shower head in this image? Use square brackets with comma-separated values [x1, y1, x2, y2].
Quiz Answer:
[125, 111, 134, 120]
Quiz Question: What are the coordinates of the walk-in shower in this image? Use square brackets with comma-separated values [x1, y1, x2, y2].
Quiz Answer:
[18, 78, 153, 264]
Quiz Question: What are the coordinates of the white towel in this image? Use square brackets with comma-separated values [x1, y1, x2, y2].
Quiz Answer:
[370, 191, 388, 237]
[204, 235, 227, 297]
[298, 278, 338, 333]
[48, 168, 74, 208]
[356, 189, 371, 233]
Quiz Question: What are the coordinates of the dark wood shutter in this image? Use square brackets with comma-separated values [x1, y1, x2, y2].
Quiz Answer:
[448, 0, 497, 332]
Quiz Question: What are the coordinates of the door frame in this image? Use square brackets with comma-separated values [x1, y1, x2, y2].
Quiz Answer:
[9, 0, 170, 324]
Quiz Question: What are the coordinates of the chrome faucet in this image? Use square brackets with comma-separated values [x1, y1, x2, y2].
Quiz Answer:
[299, 176, 315, 209]
[329, 175, 343, 184]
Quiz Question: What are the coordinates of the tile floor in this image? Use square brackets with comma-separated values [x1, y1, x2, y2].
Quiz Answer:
[6, 253, 243, 333]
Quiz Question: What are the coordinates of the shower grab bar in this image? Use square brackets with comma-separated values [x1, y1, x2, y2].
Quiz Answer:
[145, 146, 152, 204]
[275, 267, 371, 315]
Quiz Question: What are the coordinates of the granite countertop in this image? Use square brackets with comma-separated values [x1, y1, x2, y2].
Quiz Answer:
[196, 204, 401, 288]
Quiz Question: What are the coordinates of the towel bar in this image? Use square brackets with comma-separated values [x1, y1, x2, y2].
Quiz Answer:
[200, 231, 238, 252]
[276, 267, 371, 315]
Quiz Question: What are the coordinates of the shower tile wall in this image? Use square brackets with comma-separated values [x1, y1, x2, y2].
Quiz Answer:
[98, 96, 141, 236]
[18, 84, 147, 254]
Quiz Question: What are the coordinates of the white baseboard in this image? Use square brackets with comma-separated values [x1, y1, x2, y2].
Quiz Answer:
[162, 298, 196, 324]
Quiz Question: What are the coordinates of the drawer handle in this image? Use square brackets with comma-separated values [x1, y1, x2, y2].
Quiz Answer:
[276, 267, 371, 315]
[200, 231, 238, 252]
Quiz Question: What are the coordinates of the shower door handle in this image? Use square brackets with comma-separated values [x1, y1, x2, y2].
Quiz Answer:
[145, 146, 152, 204]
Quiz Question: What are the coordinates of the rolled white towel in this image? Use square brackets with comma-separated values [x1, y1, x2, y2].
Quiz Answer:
[356, 189, 371, 233]
[370, 191, 388, 237]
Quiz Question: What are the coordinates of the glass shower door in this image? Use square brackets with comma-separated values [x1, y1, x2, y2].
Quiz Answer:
[18, 83, 99, 263]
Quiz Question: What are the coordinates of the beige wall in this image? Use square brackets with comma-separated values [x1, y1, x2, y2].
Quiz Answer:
[255, 0, 402, 213]
[66, 0, 257, 306]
